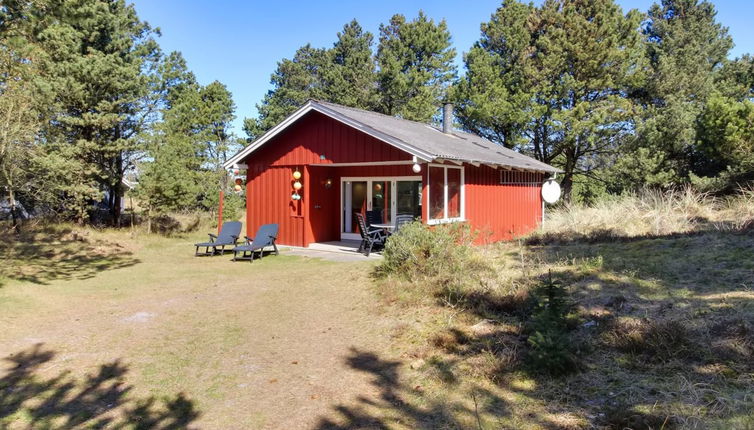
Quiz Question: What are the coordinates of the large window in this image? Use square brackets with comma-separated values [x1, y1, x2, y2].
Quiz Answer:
[428, 165, 464, 223]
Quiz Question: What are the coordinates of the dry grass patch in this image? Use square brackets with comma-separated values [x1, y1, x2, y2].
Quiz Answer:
[371, 190, 754, 428]
[529, 187, 754, 244]
[602, 317, 695, 360]
[1, 224, 399, 429]
[0, 223, 140, 288]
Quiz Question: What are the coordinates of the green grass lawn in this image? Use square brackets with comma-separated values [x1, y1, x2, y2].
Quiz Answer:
[1, 222, 752, 429]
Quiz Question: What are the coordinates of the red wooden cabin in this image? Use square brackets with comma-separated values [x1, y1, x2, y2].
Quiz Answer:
[224, 100, 560, 247]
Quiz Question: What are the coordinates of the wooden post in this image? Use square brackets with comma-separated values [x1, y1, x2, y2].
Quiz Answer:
[218, 190, 224, 234]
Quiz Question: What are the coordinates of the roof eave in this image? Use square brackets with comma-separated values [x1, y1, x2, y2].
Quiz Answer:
[435, 157, 560, 174]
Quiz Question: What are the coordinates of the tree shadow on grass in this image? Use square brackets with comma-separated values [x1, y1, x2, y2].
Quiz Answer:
[0, 227, 140, 287]
[313, 347, 574, 430]
[313, 348, 471, 429]
[527, 229, 754, 304]
[361, 228, 754, 428]
[0, 344, 199, 429]
[518, 230, 754, 428]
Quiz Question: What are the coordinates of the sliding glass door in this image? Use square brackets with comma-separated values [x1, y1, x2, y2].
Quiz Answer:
[341, 177, 421, 240]
[396, 180, 422, 219]
[342, 180, 367, 238]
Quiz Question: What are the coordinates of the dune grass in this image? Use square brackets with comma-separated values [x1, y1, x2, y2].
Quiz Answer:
[531, 187, 754, 242]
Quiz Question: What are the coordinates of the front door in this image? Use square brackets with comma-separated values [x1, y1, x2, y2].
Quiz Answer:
[341, 177, 421, 240]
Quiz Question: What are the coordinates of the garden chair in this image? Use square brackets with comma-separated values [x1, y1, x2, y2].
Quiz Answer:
[232, 223, 279, 262]
[392, 214, 415, 235]
[366, 209, 383, 227]
[194, 221, 242, 256]
[356, 213, 385, 257]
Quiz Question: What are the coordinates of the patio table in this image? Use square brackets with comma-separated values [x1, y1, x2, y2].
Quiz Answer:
[370, 223, 395, 230]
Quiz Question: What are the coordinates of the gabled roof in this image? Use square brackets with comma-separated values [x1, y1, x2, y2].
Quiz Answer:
[224, 100, 560, 174]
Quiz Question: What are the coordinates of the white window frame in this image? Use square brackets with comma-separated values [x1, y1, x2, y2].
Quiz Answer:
[340, 176, 422, 240]
[426, 164, 465, 225]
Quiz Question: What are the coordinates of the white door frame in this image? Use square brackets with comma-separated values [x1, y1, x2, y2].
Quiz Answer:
[340, 176, 422, 241]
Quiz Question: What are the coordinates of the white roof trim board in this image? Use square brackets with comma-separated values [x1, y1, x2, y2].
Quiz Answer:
[224, 100, 560, 174]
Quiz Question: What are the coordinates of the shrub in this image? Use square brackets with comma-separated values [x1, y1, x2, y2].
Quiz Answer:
[376, 221, 494, 303]
[525, 274, 579, 376]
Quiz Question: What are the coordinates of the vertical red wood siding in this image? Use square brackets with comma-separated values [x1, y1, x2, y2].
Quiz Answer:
[241, 110, 545, 247]
[244, 112, 412, 246]
[306, 164, 420, 244]
[465, 166, 544, 243]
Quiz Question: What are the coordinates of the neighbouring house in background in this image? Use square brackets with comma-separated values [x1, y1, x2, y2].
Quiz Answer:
[224, 100, 560, 247]
[101, 177, 137, 215]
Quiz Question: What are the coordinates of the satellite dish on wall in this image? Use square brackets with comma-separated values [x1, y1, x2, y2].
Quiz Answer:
[541, 178, 561, 204]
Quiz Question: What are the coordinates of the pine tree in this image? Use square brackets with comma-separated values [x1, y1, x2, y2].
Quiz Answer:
[455, 0, 645, 199]
[322, 19, 377, 109]
[135, 51, 202, 230]
[27, 0, 161, 224]
[453, 0, 535, 148]
[695, 93, 754, 180]
[638, 0, 733, 184]
[244, 45, 329, 140]
[135, 135, 200, 233]
[527, 273, 577, 376]
[140, 52, 238, 222]
[244, 20, 378, 141]
[197, 81, 237, 171]
[530, 0, 646, 198]
[194, 81, 238, 212]
[376, 11, 456, 122]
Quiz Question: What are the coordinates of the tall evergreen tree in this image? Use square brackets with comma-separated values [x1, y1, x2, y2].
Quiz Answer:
[453, 0, 535, 148]
[243, 45, 328, 140]
[636, 0, 733, 184]
[244, 20, 377, 141]
[26, 0, 161, 224]
[454, 0, 645, 199]
[531, 0, 646, 198]
[135, 51, 200, 230]
[195, 81, 238, 212]
[322, 20, 377, 109]
[376, 11, 456, 122]
[137, 52, 238, 227]
[245, 13, 456, 140]
[696, 93, 754, 178]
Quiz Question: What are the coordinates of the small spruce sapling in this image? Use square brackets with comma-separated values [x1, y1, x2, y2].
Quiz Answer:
[526, 272, 578, 376]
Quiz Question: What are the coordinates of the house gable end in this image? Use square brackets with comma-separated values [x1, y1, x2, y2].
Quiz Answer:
[242, 111, 414, 172]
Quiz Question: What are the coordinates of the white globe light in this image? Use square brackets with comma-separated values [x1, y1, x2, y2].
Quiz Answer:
[412, 163, 421, 173]
[541, 179, 561, 204]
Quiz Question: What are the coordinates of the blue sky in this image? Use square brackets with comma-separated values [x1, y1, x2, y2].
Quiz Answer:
[130, 0, 753, 136]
